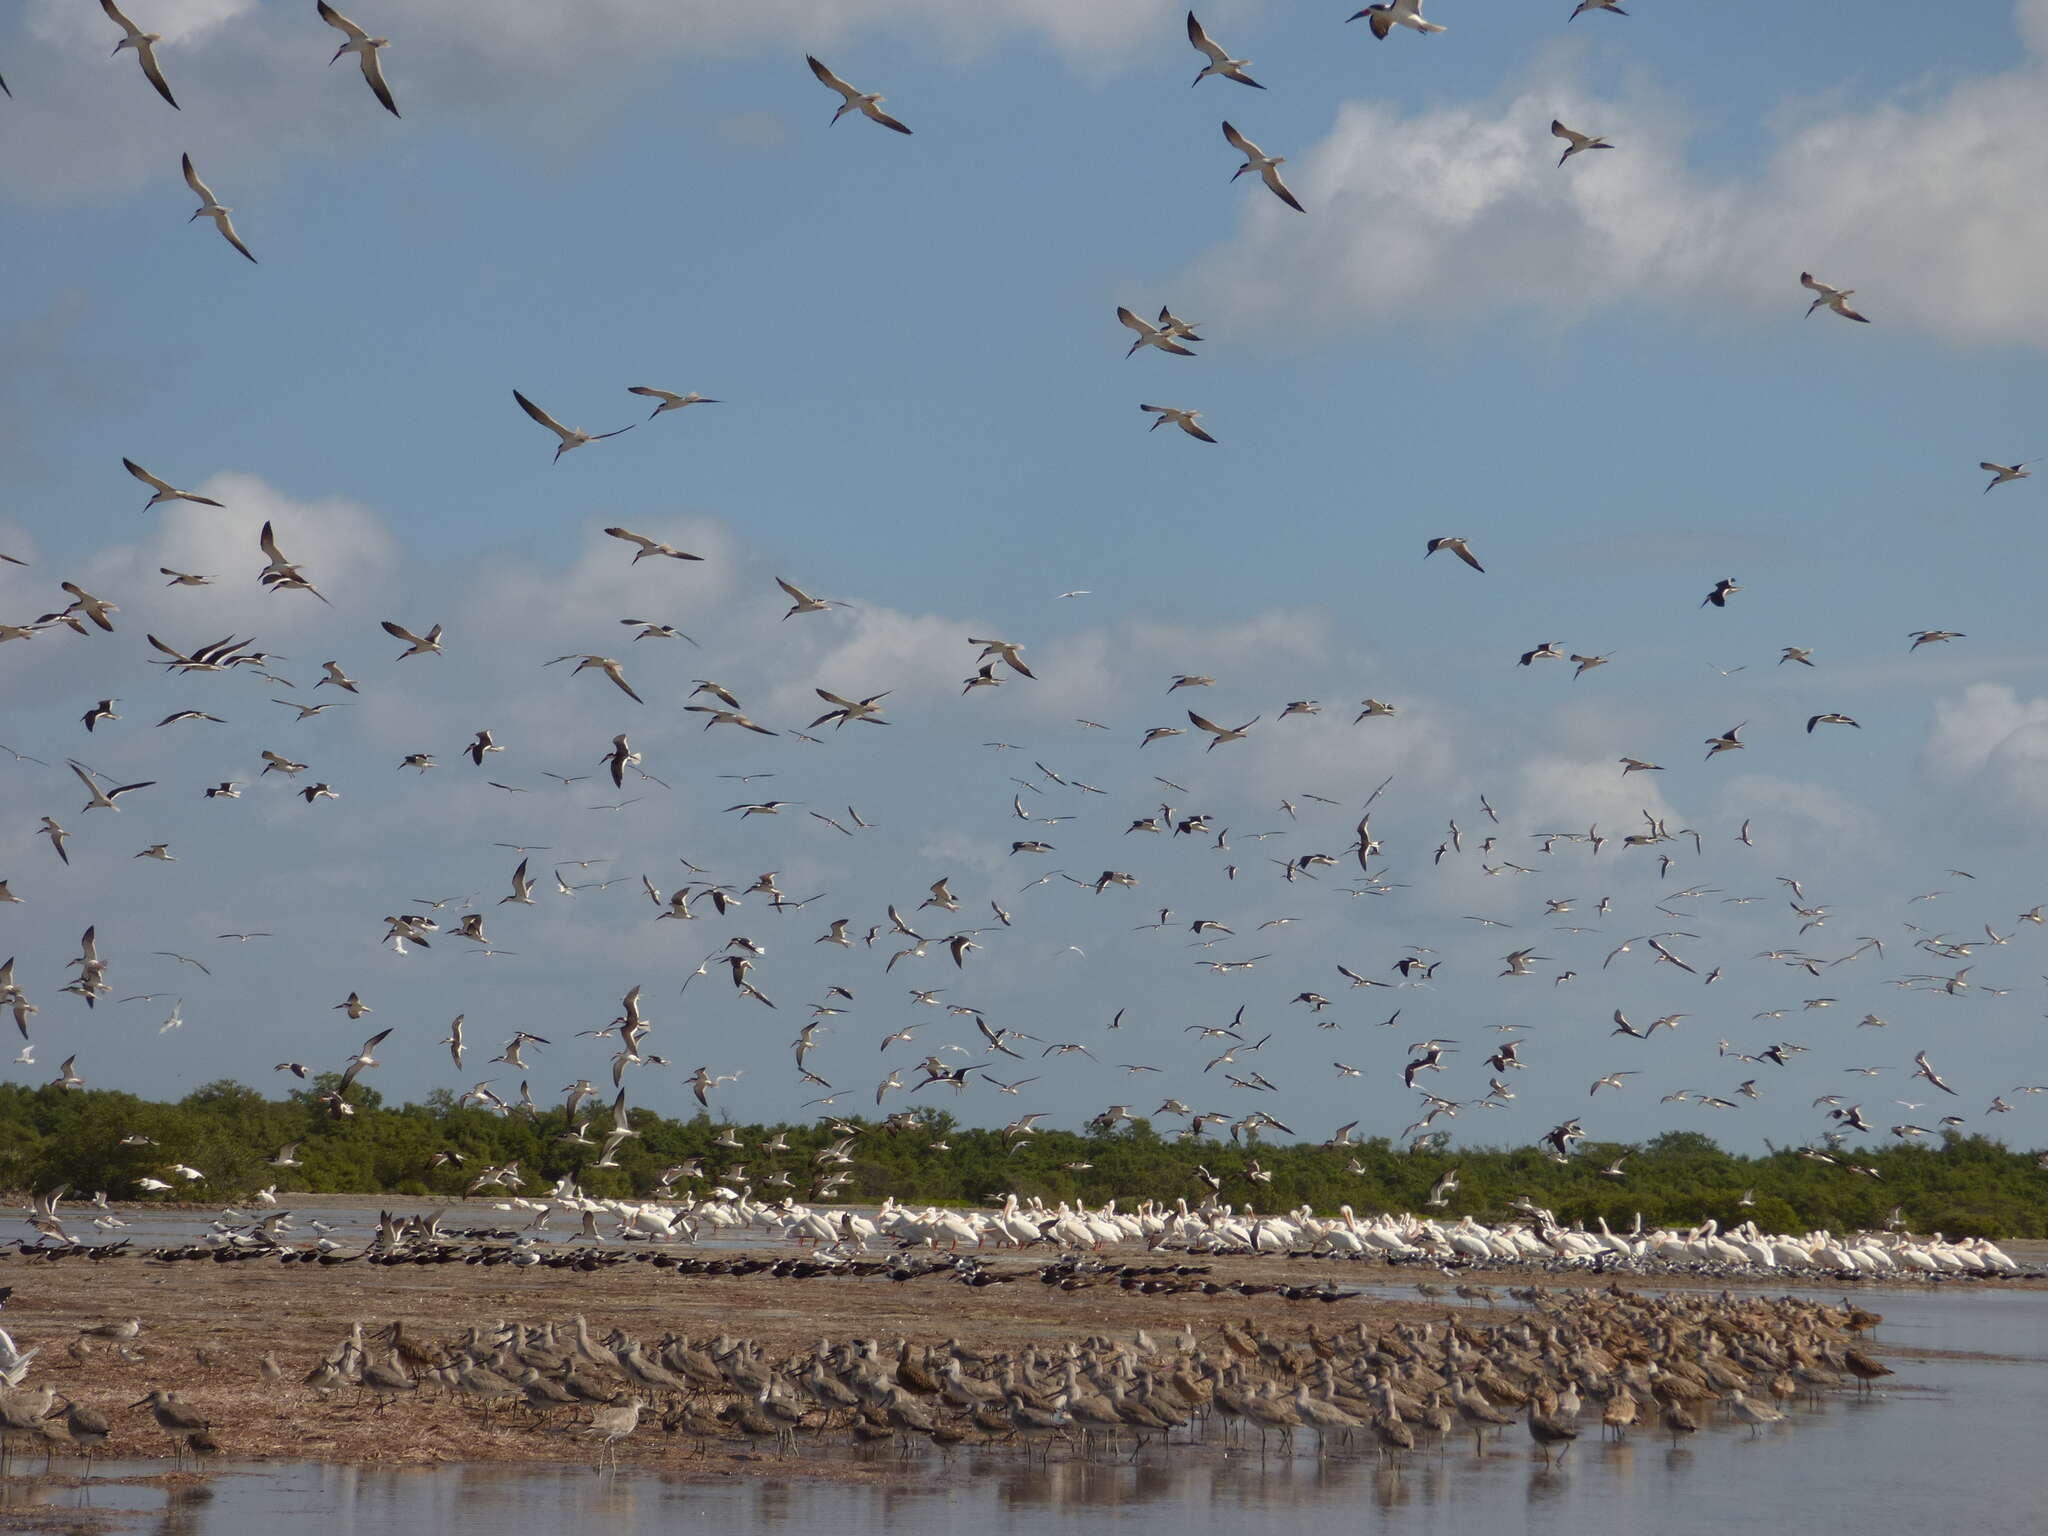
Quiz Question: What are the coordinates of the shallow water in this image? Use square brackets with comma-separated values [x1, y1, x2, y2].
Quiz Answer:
[6, 1287, 2043, 1536]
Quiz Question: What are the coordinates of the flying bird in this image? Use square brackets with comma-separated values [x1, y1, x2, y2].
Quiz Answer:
[1801, 273, 1871, 323]
[124, 458, 223, 512]
[315, 2, 399, 117]
[1426, 536, 1484, 572]
[1550, 120, 1613, 166]
[1221, 122, 1304, 212]
[1141, 404, 1216, 442]
[1981, 461, 2034, 493]
[1185, 13, 1264, 89]
[806, 55, 912, 134]
[1347, 0, 1447, 39]
[514, 390, 635, 462]
[100, 0, 179, 109]
[181, 155, 257, 264]
[628, 387, 721, 419]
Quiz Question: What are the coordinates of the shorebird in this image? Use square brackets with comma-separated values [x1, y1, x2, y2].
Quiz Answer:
[1426, 536, 1484, 572]
[605, 526, 702, 563]
[628, 386, 720, 418]
[381, 620, 443, 659]
[316, 3, 399, 116]
[124, 458, 223, 511]
[806, 55, 912, 134]
[100, 0, 179, 108]
[514, 390, 635, 461]
[180, 154, 257, 263]
[1118, 307, 1198, 357]
[776, 578, 841, 618]
[1807, 713, 1859, 732]
[1187, 711, 1258, 750]
[1222, 122, 1304, 211]
[1141, 403, 1216, 442]
[1571, 0, 1628, 16]
[1702, 576, 1742, 607]
[1908, 629, 1963, 649]
[72, 761, 154, 811]
[132, 1389, 209, 1462]
[1801, 273, 1870, 323]
[1551, 120, 1613, 165]
[546, 654, 643, 703]
[1186, 13, 1263, 89]
[1347, 0, 1447, 39]
[1981, 461, 2034, 493]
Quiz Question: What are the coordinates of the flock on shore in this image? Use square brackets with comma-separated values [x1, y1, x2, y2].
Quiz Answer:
[0, 1286, 1905, 1470]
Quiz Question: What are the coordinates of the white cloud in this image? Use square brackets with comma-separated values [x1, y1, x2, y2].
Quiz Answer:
[1924, 681, 2048, 824]
[1186, 5, 2048, 347]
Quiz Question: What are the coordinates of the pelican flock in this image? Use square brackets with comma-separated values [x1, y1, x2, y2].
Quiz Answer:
[0, 0, 2038, 1478]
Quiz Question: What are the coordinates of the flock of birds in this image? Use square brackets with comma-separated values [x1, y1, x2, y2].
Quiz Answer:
[3, 0, 2045, 1252]
[0, 1287, 1903, 1470]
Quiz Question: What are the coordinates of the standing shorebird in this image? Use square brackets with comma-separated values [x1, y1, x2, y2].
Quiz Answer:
[132, 1389, 209, 1463]
[578, 1394, 646, 1468]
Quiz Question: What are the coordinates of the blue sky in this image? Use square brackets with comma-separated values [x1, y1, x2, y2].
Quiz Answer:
[4, 0, 2048, 1160]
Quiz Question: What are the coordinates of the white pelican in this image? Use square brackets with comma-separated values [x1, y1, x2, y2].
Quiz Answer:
[1550, 120, 1613, 166]
[514, 390, 635, 461]
[100, 0, 179, 109]
[1222, 121, 1304, 212]
[1186, 13, 1263, 89]
[124, 457, 223, 511]
[1800, 272, 1870, 323]
[316, 2, 399, 117]
[805, 55, 912, 134]
[1141, 403, 1216, 442]
[181, 154, 257, 264]
[1347, 0, 1446, 40]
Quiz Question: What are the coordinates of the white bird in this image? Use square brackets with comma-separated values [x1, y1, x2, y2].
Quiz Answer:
[1187, 711, 1258, 750]
[1347, 0, 1446, 40]
[1981, 461, 2034, 493]
[1801, 273, 1871, 323]
[1141, 404, 1217, 443]
[100, 0, 179, 109]
[316, 2, 399, 116]
[72, 761, 155, 812]
[1118, 307, 1197, 358]
[1221, 122, 1304, 212]
[1186, 12, 1263, 89]
[381, 620, 444, 660]
[628, 386, 721, 419]
[124, 457, 223, 512]
[806, 55, 912, 134]
[514, 390, 635, 462]
[1570, 0, 1628, 17]
[605, 527, 702, 564]
[181, 154, 257, 264]
[1550, 120, 1614, 166]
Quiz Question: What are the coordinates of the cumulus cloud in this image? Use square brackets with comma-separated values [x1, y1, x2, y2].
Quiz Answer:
[1186, 4, 2048, 347]
[1924, 681, 2048, 824]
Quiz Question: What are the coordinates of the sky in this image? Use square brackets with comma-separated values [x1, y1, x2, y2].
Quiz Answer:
[3, 0, 2048, 1160]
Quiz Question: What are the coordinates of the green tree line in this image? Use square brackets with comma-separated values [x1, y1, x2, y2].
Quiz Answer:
[2, 1080, 2044, 1238]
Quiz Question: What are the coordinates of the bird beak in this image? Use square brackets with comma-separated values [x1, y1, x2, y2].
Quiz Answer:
[329, 46, 348, 65]
[129, 1396, 154, 1409]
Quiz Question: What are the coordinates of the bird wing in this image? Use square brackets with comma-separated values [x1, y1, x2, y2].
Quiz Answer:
[1259, 164, 1304, 212]
[180, 153, 215, 202]
[359, 47, 400, 117]
[860, 100, 912, 134]
[1369, 10, 1395, 39]
[381, 620, 422, 645]
[1187, 712, 1224, 734]
[1221, 120, 1257, 156]
[806, 55, 859, 101]
[124, 458, 175, 494]
[258, 521, 287, 563]
[628, 386, 680, 402]
[776, 576, 815, 603]
[316, 1, 371, 41]
[214, 211, 258, 264]
[134, 39, 178, 108]
[602, 662, 643, 703]
[513, 390, 571, 439]
[1117, 306, 1158, 336]
[605, 526, 655, 551]
[1188, 12, 1229, 62]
